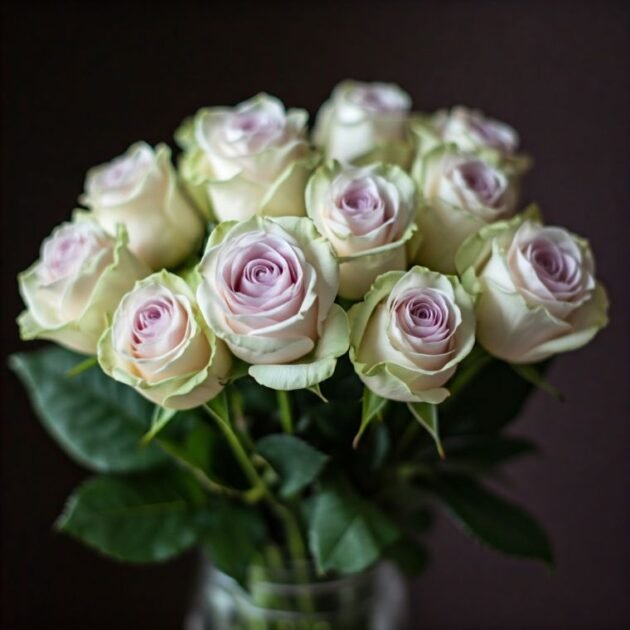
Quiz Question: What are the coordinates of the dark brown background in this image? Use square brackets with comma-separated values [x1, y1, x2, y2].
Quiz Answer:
[1, 2, 628, 628]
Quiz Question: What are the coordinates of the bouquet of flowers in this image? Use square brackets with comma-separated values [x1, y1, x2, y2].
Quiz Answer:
[11, 80, 609, 629]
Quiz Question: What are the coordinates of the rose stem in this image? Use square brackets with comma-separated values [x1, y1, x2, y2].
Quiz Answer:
[155, 436, 263, 503]
[203, 398, 315, 614]
[276, 390, 293, 434]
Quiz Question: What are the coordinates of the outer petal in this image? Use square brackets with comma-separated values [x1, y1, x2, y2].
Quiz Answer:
[248, 303, 349, 389]
[18, 225, 150, 355]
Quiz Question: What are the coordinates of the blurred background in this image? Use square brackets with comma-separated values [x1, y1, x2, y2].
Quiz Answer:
[1, 1, 628, 628]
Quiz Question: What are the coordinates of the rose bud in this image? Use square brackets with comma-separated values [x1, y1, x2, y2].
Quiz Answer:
[80, 142, 205, 270]
[98, 271, 231, 409]
[175, 94, 319, 222]
[313, 80, 413, 166]
[306, 161, 419, 300]
[196, 216, 349, 390]
[456, 214, 609, 364]
[349, 266, 475, 404]
[18, 220, 150, 354]
[412, 145, 520, 273]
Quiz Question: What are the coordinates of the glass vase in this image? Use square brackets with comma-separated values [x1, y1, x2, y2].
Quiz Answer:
[185, 556, 409, 630]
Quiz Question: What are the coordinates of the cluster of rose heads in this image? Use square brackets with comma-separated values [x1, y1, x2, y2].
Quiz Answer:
[18, 80, 609, 409]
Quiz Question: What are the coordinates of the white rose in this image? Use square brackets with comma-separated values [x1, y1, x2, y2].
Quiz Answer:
[412, 145, 519, 273]
[313, 80, 412, 166]
[456, 214, 609, 363]
[176, 94, 319, 222]
[18, 220, 150, 354]
[196, 216, 349, 390]
[80, 142, 205, 270]
[98, 271, 231, 409]
[349, 266, 475, 404]
[306, 161, 419, 300]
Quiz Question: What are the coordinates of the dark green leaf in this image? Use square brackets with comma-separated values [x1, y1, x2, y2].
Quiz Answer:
[431, 476, 553, 565]
[308, 483, 399, 574]
[408, 403, 444, 459]
[256, 434, 328, 498]
[196, 500, 266, 586]
[9, 347, 166, 473]
[56, 470, 203, 563]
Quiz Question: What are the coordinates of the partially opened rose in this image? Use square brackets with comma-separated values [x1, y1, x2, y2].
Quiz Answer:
[98, 271, 231, 409]
[18, 220, 150, 354]
[411, 106, 530, 174]
[456, 215, 609, 363]
[196, 216, 349, 390]
[306, 161, 419, 300]
[313, 80, 412, 166]
[80, 142, 205, 270]
[412, 145, 519, 273]
[349, 266, 475, 404]
[175, 94, 319, 222]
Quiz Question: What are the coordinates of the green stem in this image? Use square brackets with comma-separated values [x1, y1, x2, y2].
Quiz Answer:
[276, 390, 293, 434]
[156, 437, 263, 503]
[203, 401, 314, 614]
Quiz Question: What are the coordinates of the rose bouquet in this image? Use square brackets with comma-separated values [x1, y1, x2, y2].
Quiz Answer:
[11, 81, 608, 629]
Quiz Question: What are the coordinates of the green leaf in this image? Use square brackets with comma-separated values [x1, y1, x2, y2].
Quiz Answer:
[9, 347, 166, 473]
[408, 402, 444, 459]
[353, 388, 387, 448]
[256, 434, 328, 498]
[308, 483, 399, 574]
[510, 363, 564, 401]
[196, 500, 266, 586]
[431, 476, 553, 566]
[56, 470, 203, 563]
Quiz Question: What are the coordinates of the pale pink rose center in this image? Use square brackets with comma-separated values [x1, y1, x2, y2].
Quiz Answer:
[131, 296, 186, 359]
[396, 290, 452, 342]
[453, 161, 506, 209]
[218, 232, 305, 318]
[223, 105, 285, 153]
[524, 238, 582, 297]
[97, 149, 153, 190]
[336, 178, 390, 235]
[442, 109, 518, 154]
[39, 225, 108, 284]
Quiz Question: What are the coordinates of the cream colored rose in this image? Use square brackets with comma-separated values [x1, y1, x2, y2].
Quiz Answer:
[349, 266, 475, 404]
[313, 80, 412, 167]
[306, 161, 419, 300]
[412, 145, 519, 273]
[80, 142, 205, 270]
[456, 215, 609, 363]
[196, 216, 349, 390]
[175, 94, 319, 222]
[411, 106, 530, 173]
[98, 271, 231, 409]
[18, 220, 150, 354]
